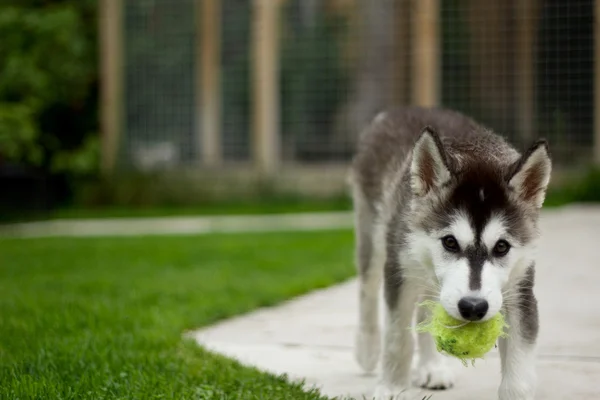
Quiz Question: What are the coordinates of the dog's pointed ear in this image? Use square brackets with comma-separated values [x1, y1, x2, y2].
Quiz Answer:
[507, 140, 552, 209]
[410, 126, 451, 196]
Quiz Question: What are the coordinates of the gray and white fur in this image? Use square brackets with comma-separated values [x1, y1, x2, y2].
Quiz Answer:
[349, 107, 551, 400]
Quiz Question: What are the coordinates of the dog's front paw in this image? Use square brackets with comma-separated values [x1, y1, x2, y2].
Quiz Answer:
[498, 378, 536, 400]
[355, 328, 381, 373]
[372, 384, 420, 400]
[413, 361, 455, 390]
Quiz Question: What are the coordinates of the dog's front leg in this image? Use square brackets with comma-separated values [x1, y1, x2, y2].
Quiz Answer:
[498, 318, 538, 400]
[498, 267, 539, 400]
[413, 295, 455, 390]
[373, 261, 420, 400]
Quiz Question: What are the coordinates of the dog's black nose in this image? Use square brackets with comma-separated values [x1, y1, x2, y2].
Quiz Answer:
[458, 297, 489, 321]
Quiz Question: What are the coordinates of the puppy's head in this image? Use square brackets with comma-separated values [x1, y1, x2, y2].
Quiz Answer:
[406, 127, 551, 322]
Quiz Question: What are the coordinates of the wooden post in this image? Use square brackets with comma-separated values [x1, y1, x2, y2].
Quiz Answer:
[197, 0, 222, 166]
[393, 0, 410, 105]
[411, 0, 440, 107]
[595, 0, 600, 164]
[251, 0, 281, 175]
[516, 0, 539, 146]
[99, 0, 123, 175]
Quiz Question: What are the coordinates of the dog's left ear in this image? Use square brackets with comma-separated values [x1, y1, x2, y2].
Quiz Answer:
[507, 140, 552, 209]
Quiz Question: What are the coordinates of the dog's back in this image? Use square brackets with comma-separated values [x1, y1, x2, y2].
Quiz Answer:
[351, 106, 520, 209]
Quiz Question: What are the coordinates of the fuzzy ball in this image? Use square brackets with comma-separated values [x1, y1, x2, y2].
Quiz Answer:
[415, 301, 509, 366]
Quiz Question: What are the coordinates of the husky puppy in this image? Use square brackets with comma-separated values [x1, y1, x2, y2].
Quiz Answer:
[349, 107, 551, 400]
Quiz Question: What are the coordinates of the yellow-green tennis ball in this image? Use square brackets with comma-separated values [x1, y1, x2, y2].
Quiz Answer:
[415, 301, 509, 366]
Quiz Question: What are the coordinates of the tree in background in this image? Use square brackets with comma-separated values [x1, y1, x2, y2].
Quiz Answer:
[0, 0, 99, 178]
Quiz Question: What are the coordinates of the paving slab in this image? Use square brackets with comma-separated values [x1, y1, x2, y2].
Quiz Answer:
[0, 211, 353, 238]
[189, 205, 600, 400]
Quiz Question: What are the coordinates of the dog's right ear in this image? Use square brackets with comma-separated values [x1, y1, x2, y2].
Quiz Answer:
[410, 126, 451, 197]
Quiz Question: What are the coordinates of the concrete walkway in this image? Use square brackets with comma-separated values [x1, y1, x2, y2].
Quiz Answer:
[189, 205, 600, 400]
[0, 211, 353, 238]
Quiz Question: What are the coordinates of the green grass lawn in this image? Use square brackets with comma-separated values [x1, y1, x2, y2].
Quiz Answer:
[51, 196, 352, 220]
[0, 230, 355, 399]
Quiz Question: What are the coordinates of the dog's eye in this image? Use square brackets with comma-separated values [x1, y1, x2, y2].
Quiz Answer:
[442, 235, 460, 252]
[493, 240, 511, 257]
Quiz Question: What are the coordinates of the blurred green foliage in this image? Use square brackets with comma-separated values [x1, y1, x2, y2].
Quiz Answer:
[545, 167, 600, 207]
[0, 1, 98, 176]
[0, 103, 41, 165]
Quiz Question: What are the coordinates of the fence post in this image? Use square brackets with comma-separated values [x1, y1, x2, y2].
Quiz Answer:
[251, 0, 281, 176]
[516, 0, 538, 146]
[393, 0, 410, 105]
[595, 0, 600, 164]
[411, 0, 440, 107]
[99, 0, 123, 175]
[197, 0, 222, 166]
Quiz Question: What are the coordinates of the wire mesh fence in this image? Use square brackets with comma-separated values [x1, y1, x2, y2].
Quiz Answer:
[441, 0, 594, 164]
[123, 0, 196, 170]
[117, 0, 596, 172]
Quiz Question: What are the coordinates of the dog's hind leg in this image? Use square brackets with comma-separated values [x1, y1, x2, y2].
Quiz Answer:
[353, 187, 383, 373]
[413, 294, 455, 390]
